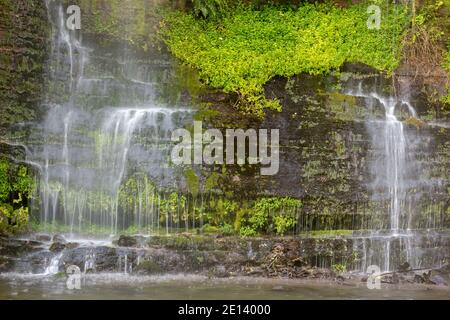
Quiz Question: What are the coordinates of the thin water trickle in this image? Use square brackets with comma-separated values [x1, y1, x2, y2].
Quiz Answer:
[44, 253, 62, 275]
[345, 85, 428, 271]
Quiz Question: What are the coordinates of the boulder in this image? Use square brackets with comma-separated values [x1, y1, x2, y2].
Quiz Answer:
[52, 234, 67, 244]
[49, 242, 65, 252]
[34, 234, 52, 242]
[117, 235, 139, 247]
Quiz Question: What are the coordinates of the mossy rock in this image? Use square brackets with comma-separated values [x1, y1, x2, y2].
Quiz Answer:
[147, 235, 216, 251]
[134, 260, 164, 275]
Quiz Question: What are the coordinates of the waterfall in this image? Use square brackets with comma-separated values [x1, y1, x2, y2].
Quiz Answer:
[344, 83, 448, 272]
[29, 0, 195, 234]
[348, 85, 416, 233]
[44, 253, 62, 275]
[372, 93, 407, 233]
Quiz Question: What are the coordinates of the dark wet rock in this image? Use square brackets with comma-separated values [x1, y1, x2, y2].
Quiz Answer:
[414, 274, 425, 284]
[381, 273, 400, 284]
[135, 259, 164, 274]
[34, 234, 52, 242]
[60, 246, 119, 272]
[4, 234, 446, 282]
[49, 242, 66, 252]
[13, 250, 55, 274]
[0, 255, 15, 273]
[65, 242, 79, 250]
[0, 236, 51, 273]
[199, 91, 233, 103]
[52, 234, 67, 244]
[116, 235, 145, 247]
[410, 271, 441, 285]
[0, 237, 45, 257]
[139, 248, 184, 274]
[49, 234, 70, 252]
[398, 262, 411, 272]
[28, 251, 55, 274]
[422, 271, 436, 284]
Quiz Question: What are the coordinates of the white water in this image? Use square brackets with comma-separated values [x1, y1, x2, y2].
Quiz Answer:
[44, 253, 62, 275]
[29, 1, 195, 234]
[346, 84, 425, 271]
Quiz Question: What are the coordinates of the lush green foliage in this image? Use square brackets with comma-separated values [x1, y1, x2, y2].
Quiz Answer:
[0, 161, 10, 202]
[446, 43, 450, 73]
[444, 42, 450, 105]
[331, 263, 346, 274]
[0, 159, 34, 233]
[242, 197, 302, 236]
[162, 2, 409, 116]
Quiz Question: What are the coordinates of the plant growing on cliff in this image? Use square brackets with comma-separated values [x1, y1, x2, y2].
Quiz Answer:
[241, 197, 301, 236]
[161, 2, 409, 117]
[0, 159, 34, 233]
[331, 263, 346, 274]
[443, 42, 450, 105]
[0, 161, 10, 202]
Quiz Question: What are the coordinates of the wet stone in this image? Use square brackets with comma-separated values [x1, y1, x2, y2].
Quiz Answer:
[34, 234, 52, 242]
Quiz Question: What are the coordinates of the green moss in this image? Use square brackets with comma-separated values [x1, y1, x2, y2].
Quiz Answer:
[147, 234, 216, 251]
[74, 0, 163, 51]
[0, 159, 34, 233]
[298, 229, 353, 238]
[240, 197, 302, 236]
[443, 42, 450, 106]
[0, 160, 10, 202]
[135, 260, 164, 274]
[331, 263, 346, 274]
[0, 0, 49, 133]
[161, 2, 409, 116]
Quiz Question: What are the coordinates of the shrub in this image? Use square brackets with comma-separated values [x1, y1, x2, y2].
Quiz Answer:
[161, 2, 409, 116]
[239, 225, 257, 237]
[241, 197, 301, 236]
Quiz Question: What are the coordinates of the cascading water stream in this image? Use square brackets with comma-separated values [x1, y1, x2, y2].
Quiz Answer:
[44, 253, 62, 275]
[28, 1, 195, 235]
[348, 85, 415, 231]
[375, 94, 406, 234]
[347, 82, 445, 272]
[346, 84, 424, 271]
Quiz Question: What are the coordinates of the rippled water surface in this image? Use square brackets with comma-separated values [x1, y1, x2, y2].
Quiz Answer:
[0, 274, 449, 300]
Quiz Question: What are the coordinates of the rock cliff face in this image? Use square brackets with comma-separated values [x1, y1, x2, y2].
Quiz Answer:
[204, 68, 449, 232]
[0, 1, 448, 236]
[0, 0, 448, 275]
[1, 234, 449, 283]
[0, 0, 49, 136]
